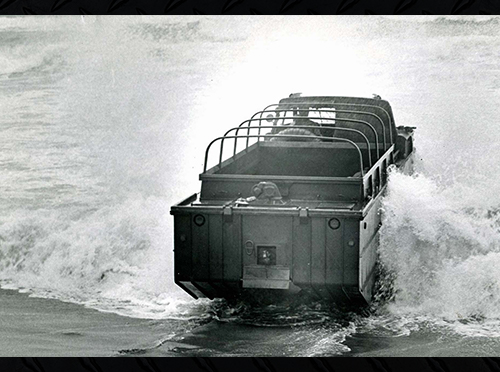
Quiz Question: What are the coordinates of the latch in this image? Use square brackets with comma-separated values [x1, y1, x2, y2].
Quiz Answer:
[223, 206, 233, 223]
[299, 207, 309, 224]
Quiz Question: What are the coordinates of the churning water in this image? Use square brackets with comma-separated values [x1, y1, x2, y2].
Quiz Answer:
[2, 15, 500, 355]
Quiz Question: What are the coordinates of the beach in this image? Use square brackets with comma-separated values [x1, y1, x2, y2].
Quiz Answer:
[0, 288, 182, 356]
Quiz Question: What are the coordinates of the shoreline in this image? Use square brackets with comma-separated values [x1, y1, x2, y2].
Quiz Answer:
[0, 288, 184, 357]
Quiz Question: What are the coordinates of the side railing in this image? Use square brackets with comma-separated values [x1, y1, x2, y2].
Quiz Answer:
[202, 103, 396, 202]
[231, 115, 380, 159]
[257, 104, 392, 146]
[224, 124, 373, 167]
[203, 133, 365, 176]
[362, 145, 395, 201]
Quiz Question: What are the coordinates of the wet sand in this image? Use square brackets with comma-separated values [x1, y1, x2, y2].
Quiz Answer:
[0, 287, 349, 357]
[4, 286, 500, 358]
[0, 289, 184, 357]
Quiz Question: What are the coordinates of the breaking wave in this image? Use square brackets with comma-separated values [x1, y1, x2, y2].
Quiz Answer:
[0, 17, 219, 320]
[375, 160, 500, 335]
[0, 197, 211, 319]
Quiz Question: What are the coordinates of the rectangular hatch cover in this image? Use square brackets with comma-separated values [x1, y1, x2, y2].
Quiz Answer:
[242, 265, 290, 289]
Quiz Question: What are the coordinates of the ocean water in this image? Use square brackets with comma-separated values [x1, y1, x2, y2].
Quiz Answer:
[2, 15, 500, 356]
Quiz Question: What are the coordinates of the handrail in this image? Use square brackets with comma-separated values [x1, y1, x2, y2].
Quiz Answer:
[252, 106, 387, 149]
[275, 102, 393, 144]
[233, 115, 380, 158]
[362, 144, 395, 201]
[277, 100, 393, 134]
[251, 108, 385, 151]
[255, 103, 277, 127]
[223, 125, 373, 167]
[363, 144, 394, 180]
[204, 134, 365, 176]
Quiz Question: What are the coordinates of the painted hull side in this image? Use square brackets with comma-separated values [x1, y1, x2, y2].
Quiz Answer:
[173, 205, 377, 304]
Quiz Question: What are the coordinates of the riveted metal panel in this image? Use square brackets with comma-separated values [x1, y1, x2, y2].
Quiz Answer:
[292, 216, 311, 287]
[325, 217, 344, 286]
[223, 214, 242, 281]
[192, 214, 209, 281]
[359, 234, 379, 302]
[343, 219, 360, 286]
[174, 215, 192, 281]
[311, 218, 326, 285]
[359, 196, 383, 303]
[241, 215, 292, 267]
[208, 214, 223, 281]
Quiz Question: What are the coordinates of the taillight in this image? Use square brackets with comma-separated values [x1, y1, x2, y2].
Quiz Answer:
[257, 246, 276, 265]
[328, 217, 341, 230]
[193, 214, 205, 226]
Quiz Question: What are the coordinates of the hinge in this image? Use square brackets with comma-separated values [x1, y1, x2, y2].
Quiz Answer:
[299, 207, 309, 224]
[223, 206, 233, 223]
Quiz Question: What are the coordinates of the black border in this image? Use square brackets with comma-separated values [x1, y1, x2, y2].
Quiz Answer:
[0, 0, 499, 371]
[1, 356, 500, 371]
[0, 0, 498, 15]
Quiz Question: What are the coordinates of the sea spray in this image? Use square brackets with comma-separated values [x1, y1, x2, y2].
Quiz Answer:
[0, 17, 223, 319]
[0, 196, 207, 319]
[378, 168, 500, 322]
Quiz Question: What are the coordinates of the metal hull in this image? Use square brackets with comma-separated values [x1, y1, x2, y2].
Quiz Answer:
[173, 196, 384, 304]
[170, 95, 415, 305]
[171, 152, 416, 305]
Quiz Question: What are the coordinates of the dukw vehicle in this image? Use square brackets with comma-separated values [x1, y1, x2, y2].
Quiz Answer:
[171, 94, 414, 305]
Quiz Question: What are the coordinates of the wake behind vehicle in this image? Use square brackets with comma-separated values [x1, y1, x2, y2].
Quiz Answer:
[170, 94, 415, 305]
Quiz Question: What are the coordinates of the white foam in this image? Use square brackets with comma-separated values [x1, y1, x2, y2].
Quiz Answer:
[378, 165, 500, 334]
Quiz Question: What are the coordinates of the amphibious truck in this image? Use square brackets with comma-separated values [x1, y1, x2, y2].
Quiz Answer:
[170, 95, 414, 305]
